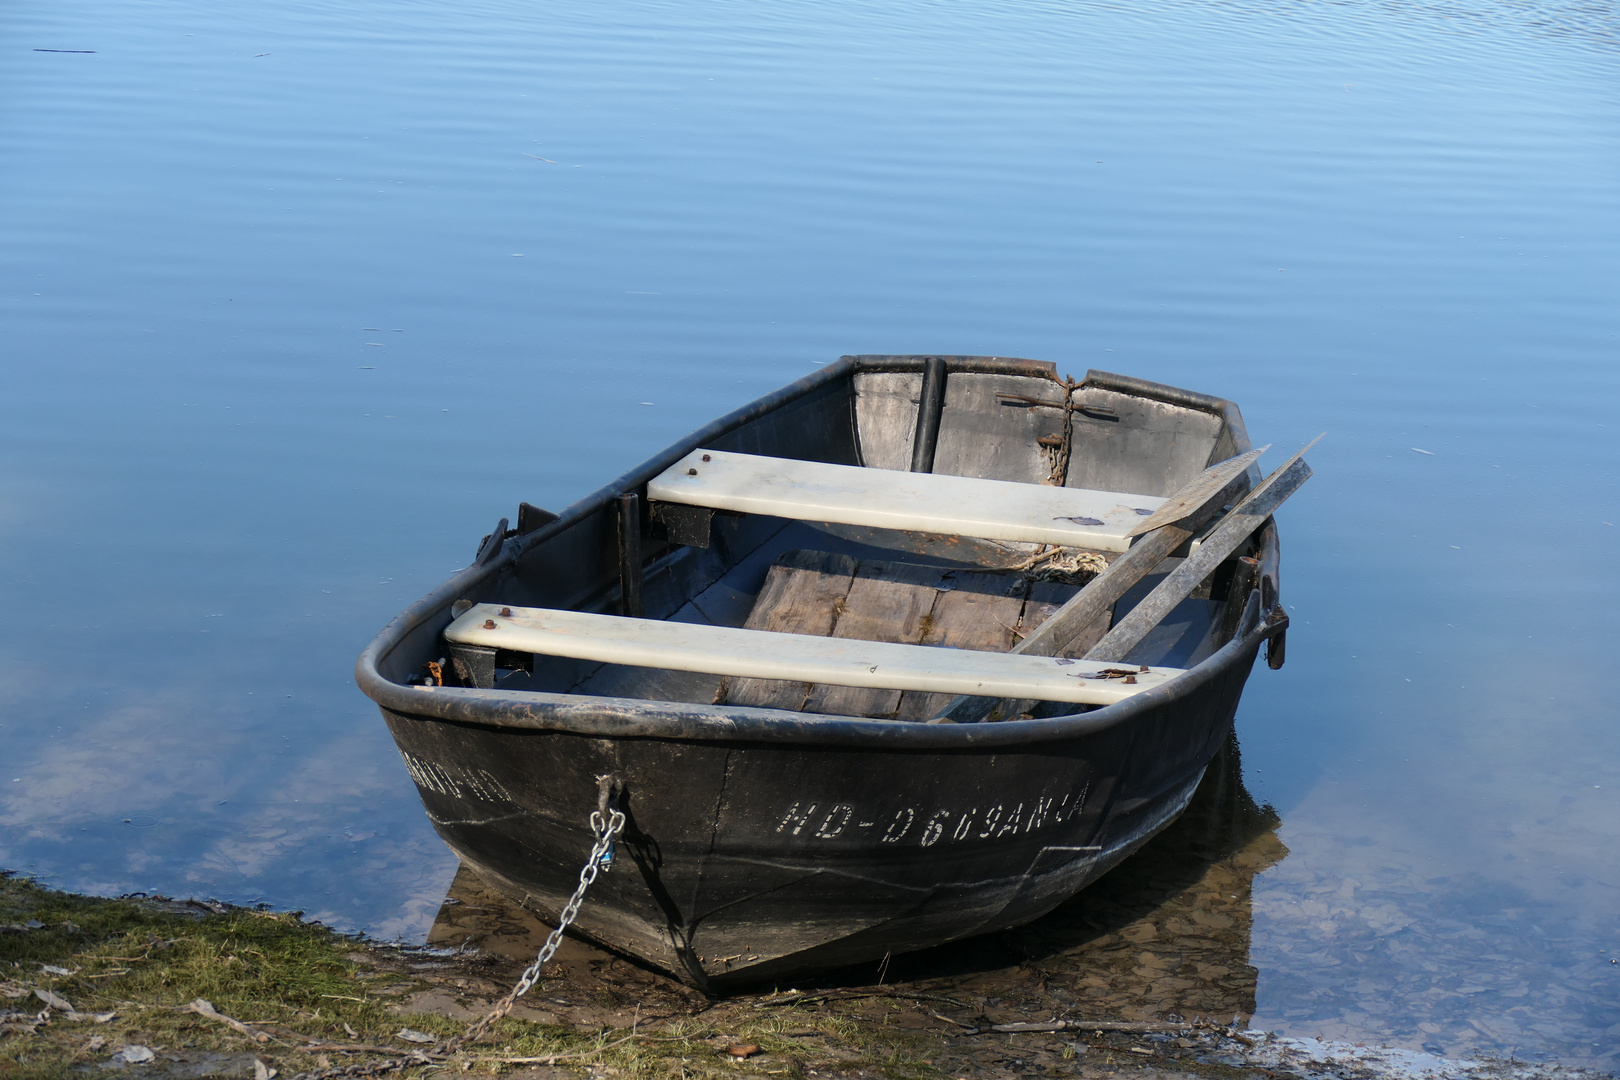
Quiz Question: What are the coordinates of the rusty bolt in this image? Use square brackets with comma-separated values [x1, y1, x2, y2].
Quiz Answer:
[499, 607, 512, 616]
[483, 619, 497, 629]
[688, 467, 698, 476]
[701, 453, 711, 462]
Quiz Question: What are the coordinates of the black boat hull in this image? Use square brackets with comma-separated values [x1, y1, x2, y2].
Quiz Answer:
[358, 355, 1288, 990]
[380, 632, 1260, 991]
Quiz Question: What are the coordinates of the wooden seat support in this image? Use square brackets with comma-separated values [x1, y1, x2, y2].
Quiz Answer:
[443, 603, 1183, 707]
[646, 450, 1167, 553]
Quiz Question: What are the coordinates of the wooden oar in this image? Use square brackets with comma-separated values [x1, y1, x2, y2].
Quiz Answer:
[929, 445, 1265, 724]
[1084, 436, 1318, 663]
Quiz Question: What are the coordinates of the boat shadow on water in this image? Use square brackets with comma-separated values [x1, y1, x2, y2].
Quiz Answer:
[426, 732, 1286, 1021]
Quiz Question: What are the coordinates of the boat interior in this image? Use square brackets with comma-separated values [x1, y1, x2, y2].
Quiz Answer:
[416, 360, 1266, 723]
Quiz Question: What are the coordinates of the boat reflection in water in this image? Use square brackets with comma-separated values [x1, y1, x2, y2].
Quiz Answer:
[426, 732, 1284, 1021]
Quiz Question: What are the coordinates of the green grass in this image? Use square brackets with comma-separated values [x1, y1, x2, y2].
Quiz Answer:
[1, 874, 948, 1079]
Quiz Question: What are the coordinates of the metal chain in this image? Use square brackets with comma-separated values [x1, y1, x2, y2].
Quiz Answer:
[438, 805, 626, 1052]
[299, 803, 626, 1079]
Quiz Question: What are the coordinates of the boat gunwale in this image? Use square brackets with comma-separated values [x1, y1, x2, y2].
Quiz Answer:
[368, 589, 1271, 749]
[355, 354, 1280, 750]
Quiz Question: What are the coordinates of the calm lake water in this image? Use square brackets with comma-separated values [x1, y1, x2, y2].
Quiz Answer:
[3, 0, 1617, 1067]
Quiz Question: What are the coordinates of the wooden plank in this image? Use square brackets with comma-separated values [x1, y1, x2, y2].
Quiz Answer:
[852, 371, 921, 471]
[648, 449, 1165, 552]
[717, 549, 860, 711]
[929, 450, 1258, 723]
[928, 373, 1068, 487]
[443, 602, 1185, 706]
[892, 571, 1027, 720]
[1126, 447, 1265, 536]
[804, 560, 946, 718]
[1065, 387, 1226, 497]
[1020, 579, 1109, 657]
[1086, 442, 1316, 663]
[966, 579, 1114, 721]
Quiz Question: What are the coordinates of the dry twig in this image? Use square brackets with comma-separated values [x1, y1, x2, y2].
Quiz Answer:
[755, 989, 969, 1009]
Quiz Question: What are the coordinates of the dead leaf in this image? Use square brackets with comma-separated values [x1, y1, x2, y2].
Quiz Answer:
[342, 1022, 358, 1038]
[40, 964, 73, 976]
[118, 1045, 156, 1064]
[0, 1007, 48, 1035]
[188, 998, 268, 1041]
[253, 1058, 277, 1079]
[396, 1027, 435, 1044]
[1079, 665, 1150, 681]
[34, 988, 72, 1011]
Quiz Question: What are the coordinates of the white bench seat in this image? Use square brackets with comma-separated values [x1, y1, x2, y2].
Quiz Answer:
[647, 450, 1166, 553]
[445, 604, 1183, 707]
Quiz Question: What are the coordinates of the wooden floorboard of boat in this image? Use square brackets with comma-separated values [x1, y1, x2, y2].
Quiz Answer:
[992, 578, 1114, 719]
[717, 550, 1115, 720]
[714, 549, 860, 711]
[804, 559, 945, 717]
[892, 570, 1025, 720]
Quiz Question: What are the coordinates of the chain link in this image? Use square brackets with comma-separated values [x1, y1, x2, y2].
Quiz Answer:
[439, 806, 626, 1051]
[300, 804, 626, 1078]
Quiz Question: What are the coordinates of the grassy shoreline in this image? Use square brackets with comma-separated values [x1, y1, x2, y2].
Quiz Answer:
[0, 872, 1261, 1080]
[5, 873, 1611, 1080]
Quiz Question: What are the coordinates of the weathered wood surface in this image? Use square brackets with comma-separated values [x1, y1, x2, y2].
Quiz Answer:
[928, 372, 1068, 486]
[446, 597, 1183, 706]
[851, 371, 922, 471]
[717, 550, 859, 711]
[647, 448, 1164, 552]
[1065, 386, 1226, 497]
[930, 449, 1262, 724]
[892, 571, 1027, 720]
[1086, 441, 1316, 663]
[1126, 446, 1265, 536]
[804, 561, 947, 718]
[710, 551, 1111, 719]
[1021, 578, 1111, 655]
[975, 578, 1111, 721]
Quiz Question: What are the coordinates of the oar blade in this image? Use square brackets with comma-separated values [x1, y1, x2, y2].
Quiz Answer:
[1126, 445, 1267, 537]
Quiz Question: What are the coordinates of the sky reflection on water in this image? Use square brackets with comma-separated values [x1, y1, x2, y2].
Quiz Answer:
[2, 0, 1617, 1066]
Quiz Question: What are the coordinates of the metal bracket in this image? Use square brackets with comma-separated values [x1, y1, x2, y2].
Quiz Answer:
[1267, 626, 1287, 670]
[474, 517, 510, 565]
[517, 502, 559, 535]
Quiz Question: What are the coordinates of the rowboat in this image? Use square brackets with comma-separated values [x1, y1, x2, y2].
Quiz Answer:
[356, 355, 1303, 991]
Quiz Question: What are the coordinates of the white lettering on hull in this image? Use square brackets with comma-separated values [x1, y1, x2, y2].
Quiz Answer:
[399, 751, 512, 804]
[771, 782, 1093, 848]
